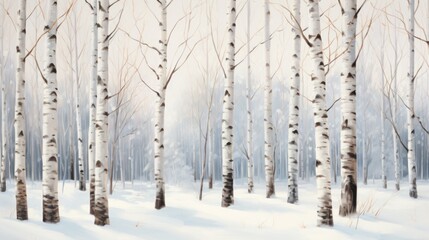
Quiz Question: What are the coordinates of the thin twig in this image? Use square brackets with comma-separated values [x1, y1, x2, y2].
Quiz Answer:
[327, 98, 341, 112]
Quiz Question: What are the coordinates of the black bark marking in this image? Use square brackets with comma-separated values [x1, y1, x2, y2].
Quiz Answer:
[48, 63, 57, 73]
[339, 175, 357, 216]
[155, 188, 166, 210]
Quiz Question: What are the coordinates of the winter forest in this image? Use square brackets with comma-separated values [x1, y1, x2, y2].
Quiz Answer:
[0, 0, 428, 239]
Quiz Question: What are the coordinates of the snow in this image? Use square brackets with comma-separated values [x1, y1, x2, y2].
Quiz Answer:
[0, 180, 428, 240]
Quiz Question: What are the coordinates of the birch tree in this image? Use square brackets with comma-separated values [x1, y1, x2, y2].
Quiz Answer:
[0, 14, 6, 193]
[338, 0, 358, 217]
[264, 0, 275, 199]
[287, 0, 301, 204]
[385, 16, 400, 191]
[194, 12, 219, 198]
[246, 0, 254, 194]
[221, 0, 236, 208]
[42, 0, 59, 223]
[94, 0, 110, 225]
[208, 122, 214, 189]
[407, 0, 417, 198]
[380, 36, 387, 189]
[154, 0, 167, 210]
[86, 0, 98, 215]
[109, 54, 140, 195]
[307, 0, 333, 226]
[126, 0, 199, 209]
[72, 11, 86, 191]
[392, 43, 400, 190]
[15, 0, 28, 221]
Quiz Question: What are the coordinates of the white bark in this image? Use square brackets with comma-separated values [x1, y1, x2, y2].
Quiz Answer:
[193, 143, 196, 182]
[307, 0, 333, 226]
[246, 0, 253, 194]
[407, 0, 417, 198]
[264, 0, 274, 198]
[393, 19, 400, 191]
[208, 124, 214, 189]
[15, 0, 28, 221]
[221, 0, 236, 208]
[287, 0, 301, 204]
[154, 0, 167, 210]
[73, 14, 86, 191]
[362, 116, 367, 185]
[339, 0, 358, 217]
[381, 41, 387, 189]
[76, 87, 85, 191]
[42, 0, 59, 223]
[94, 0, 110, 225]
[88, 0, 98, 215]
[0, 17, 6, 193]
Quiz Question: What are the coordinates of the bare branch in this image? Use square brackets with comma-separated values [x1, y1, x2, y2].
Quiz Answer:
[119, 28, 161, 55]
[32, 54, 47, 84]
[235, 0, 248, 20]
[132, 64, 160, 97]
[84, 0, 94, 10]
[24, 0, 76, 60]
[108, 0, 126, 42]
[167, 12, 190, 45]
[327, 98, 341, 112]
[271, 54, 283, 80]
[385, 112, 408, 152]
[165, 36, 206, 89]
[234, 41, 263, 68]
[27, 2, 41, 21]
[144, 0, 160, 23]
[165, 0, 175, 9]
[235, 26, 264, 56]
[276, 3, 312, 47]
[141, 49, 160, 80]
[210, 21, 226, 78]
[109, 0, 121, 9]
[0, 3, 16, 31]
[417, 117, 429, 135]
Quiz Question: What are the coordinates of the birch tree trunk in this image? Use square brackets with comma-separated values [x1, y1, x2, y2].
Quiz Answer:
[381, 40, 387, 189]
[208, 125, 213, 189]
[264, 0, 274, 198]
[15, 0, 28, 220]
[154, 0, 167, 210]
[362, 113, 367, 185]
[393, 19, 400, 191]
[287, 0, 301, 204]
[76, 94, 84, 190]
[339, 0, 358, 217]
[74, 13, 86, 191]
[0, 20, 6, 193]
[70, 137, 75, 180]
[193, 143, 196, 182]
[307, 0, 333, 226]
[88, 0, 98, 214]
[42, 0, 59, 223]
[246, 0, 254, 194]
[94, 0, 110, 225]
[221, 0, 236, 208]
[407, 0, 418, 198]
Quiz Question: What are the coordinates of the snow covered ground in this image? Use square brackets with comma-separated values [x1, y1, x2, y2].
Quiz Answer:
[0, 179, 428, 240]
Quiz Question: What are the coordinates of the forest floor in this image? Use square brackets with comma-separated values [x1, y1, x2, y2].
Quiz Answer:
[0, 179, 428, 239]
